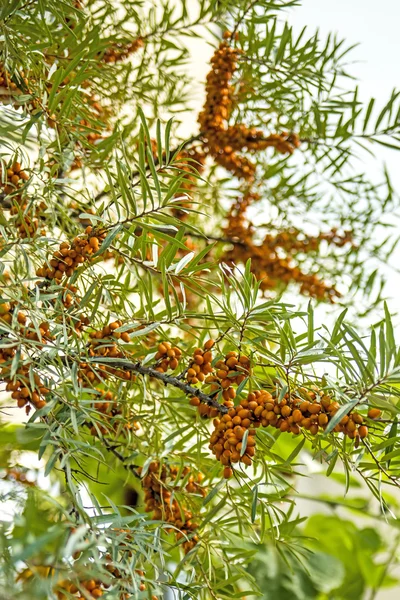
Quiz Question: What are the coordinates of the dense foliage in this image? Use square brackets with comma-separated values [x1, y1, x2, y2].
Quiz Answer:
[1, 1, 400, 599]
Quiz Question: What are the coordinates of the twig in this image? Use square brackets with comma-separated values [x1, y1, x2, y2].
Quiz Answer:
[231, 0, 259, 39]
[100, 436, 141, 479]
[361, 439, 400, 490]
[90, 357, 228, 414]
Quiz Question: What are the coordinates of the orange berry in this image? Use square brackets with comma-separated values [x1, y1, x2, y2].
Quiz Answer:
[318, 413, 329, 426]
[368, 408, 381, 419]
[292, 409, 302, 423]
[352, 412, 363, 424]
[358, 425, 368, 438]
[223, 466, 233, 479]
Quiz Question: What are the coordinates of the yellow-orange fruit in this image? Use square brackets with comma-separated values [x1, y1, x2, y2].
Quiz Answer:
[368, 408, 381, 419]
[358, 425, 368, 438]
[223, 466, 233, 479]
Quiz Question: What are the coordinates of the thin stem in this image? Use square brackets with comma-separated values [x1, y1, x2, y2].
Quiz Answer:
[90, 357, 228, 414]
[231, 0, 259, 39]
[361, 439, 400, 490]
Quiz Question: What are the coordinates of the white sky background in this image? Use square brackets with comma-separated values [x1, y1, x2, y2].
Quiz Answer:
[290, 0, 400, 324]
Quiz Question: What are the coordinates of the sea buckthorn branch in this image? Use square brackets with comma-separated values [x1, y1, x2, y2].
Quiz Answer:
[95, 134, 202, 202]
[197, 36, 301, 181]
[100, 437, 141, 480]
[89, 357, 228, 414]
[210, 387, 379, 479]
[230, 0, 259, 40]
[220, 190, 344, 301]
[35, 226, 107, 283]
[360, 438, 400, 491]
[140, 461, 204, 553]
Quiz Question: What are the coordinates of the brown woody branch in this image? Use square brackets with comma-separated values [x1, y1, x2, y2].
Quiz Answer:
[90, 357, 228, 414]
[100, 436, 141, 479]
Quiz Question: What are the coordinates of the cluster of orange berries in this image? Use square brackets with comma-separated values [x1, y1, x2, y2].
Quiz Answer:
[201, 351, 251, 405]
[1, 468, 35, 487]
[4, 364, 49, 414]
[18, 563, 158, 600]
[36, 226, 107, 282]
[55, 284, 91, 336]
[57, 578, 104, 599]
[0, 64, 19, 98]
[262, 227, 354, 255]
[61, 284, 80, 309]
[0, 301, 25, 326]
[105, 562, 158, 599]
[77, 118, 104, 144]
[225, 240, 340, 301]
[154, 341, 182, 372]
[89, 388, 139, 437]
[0, 303, 50, 413]
[89, 320, 132, 347]
[198, 36, 300, 180]
[222, 191, 341, 302]
[209, 391, 264, 478]
[17, 568, 102, 600]
[0, 159, 45, 240]
[1, 300, 51, 345]
[0, 65, 32, 107]
[215, 351, 251, 387]
[101, 38, 144, 63]
[0, 160, 29, 195]
[209, 388, 378, 478]
[10, 197, 46, 239]
[140, 461, 203, 554]
[186, 339, 215, 384]
[78, 321, 134, 385]
[0, 302, 51, 414]
[261, 389, 369, 439]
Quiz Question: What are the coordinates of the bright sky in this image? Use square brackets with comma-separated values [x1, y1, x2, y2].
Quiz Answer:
[289, 1, 400, 330]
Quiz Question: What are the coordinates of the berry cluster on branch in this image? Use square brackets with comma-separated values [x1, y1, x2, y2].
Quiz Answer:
[36, 226, 107, 282]
[78, 321, 135, 385]
[57, 578, 105, 599]
[186, 339, 215, 384]
[209, 388, 373, 478]
[99, 37, 144, 63]
[89, 389, 140, 437]
[0, 159, 48, 239]
[140, 461, 204, 553]
[154, 341, 182, 372]
[221, 191, 346, 301]
[198, 37, 300, 180]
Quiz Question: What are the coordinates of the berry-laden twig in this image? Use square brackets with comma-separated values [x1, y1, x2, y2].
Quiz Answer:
[210, 388, 372, 478]
[139, 461, 204, 554]
[88, 388, 140, 437]
[90, 357, 228, 414]
[220, 190, 345, 301]
[36, 226, 107, 283]
[0, 302, 50, 414]
[198, 35, 301, 180]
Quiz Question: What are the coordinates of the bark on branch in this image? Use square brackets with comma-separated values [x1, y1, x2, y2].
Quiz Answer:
[90, 357, 228, 414]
